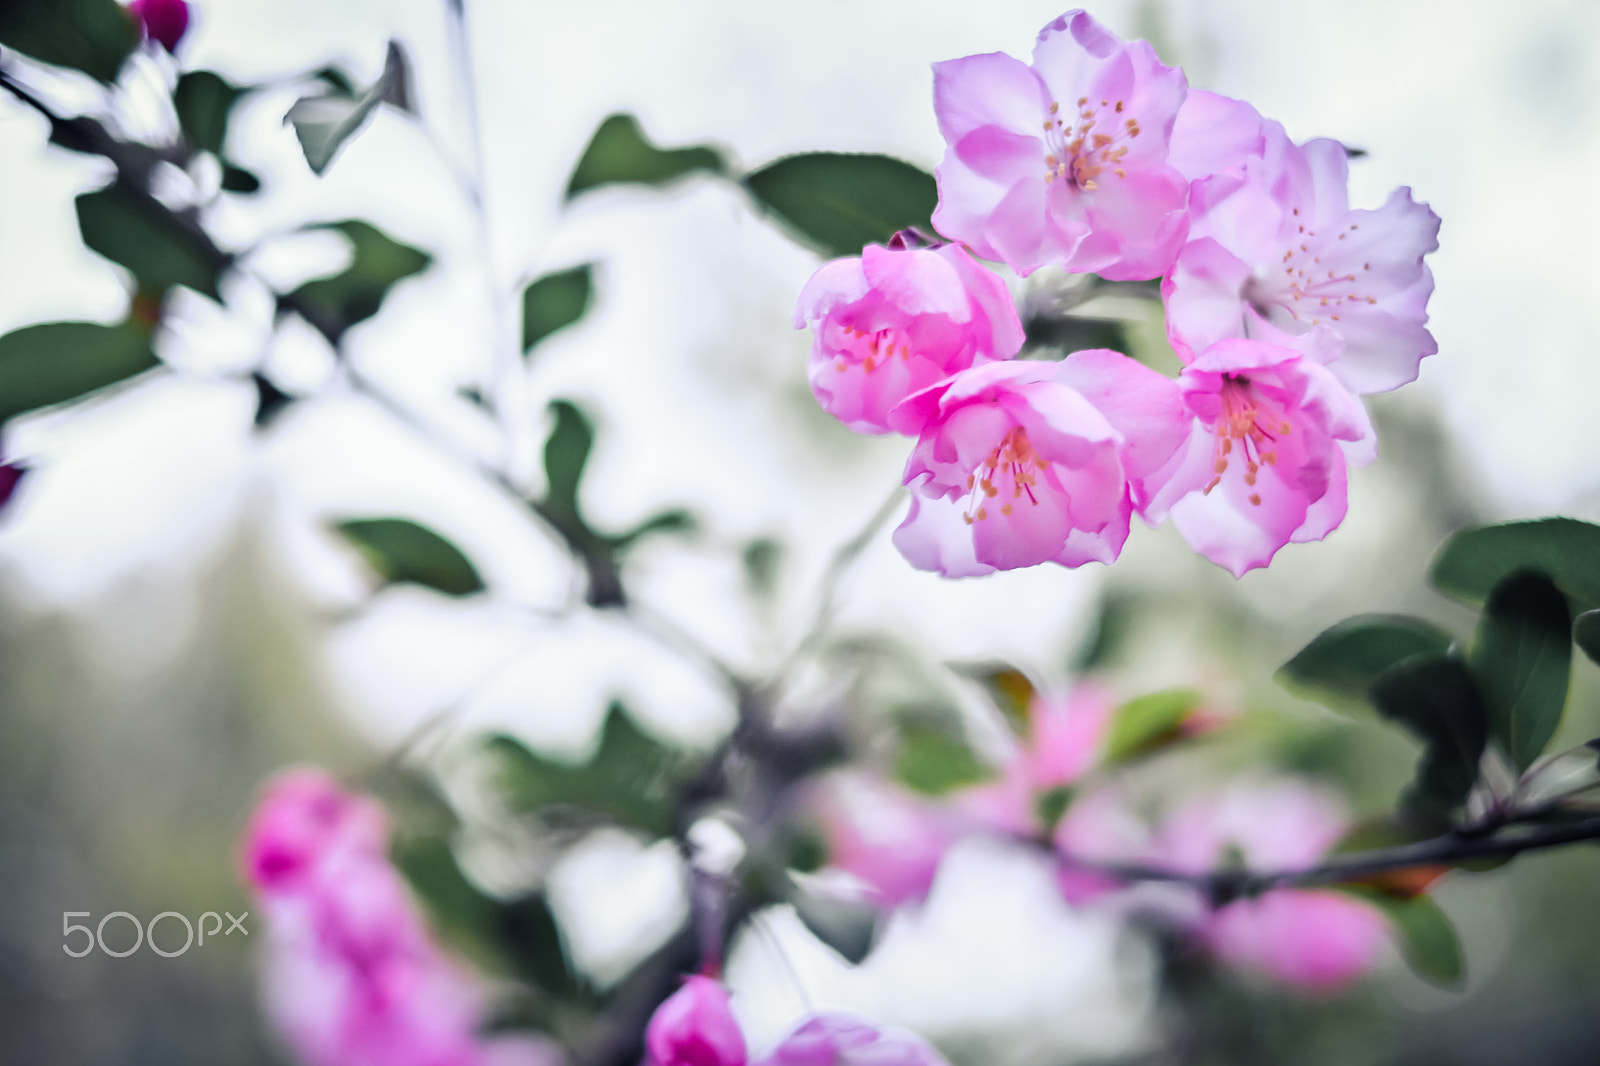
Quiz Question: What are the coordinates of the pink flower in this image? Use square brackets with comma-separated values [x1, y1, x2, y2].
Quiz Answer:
[0, 462, 25, 513]
[128, 0, 191, 52]
[794, 243, 1023, 435]
[890, 350, 1187, 577]
[931, 9, 1189, 279]
[756, 1014, 950, 1066]
[1139, 336, 1374, 576]
[1162, 124, 1440, 395]
[647, 976, 748, 1066]
[810, 774, 960, 907]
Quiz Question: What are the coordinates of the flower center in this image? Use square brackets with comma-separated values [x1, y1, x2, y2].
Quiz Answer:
[1271, 208, 1379, 327]
[1042, 96, 1140, 191]
[1204, 376, 1290, 507]
[963, 426, 1047, 524]
[834, 326, 913, 373]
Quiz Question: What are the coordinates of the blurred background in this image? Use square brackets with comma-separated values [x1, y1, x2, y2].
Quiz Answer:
[1, 1, 1599, 1064]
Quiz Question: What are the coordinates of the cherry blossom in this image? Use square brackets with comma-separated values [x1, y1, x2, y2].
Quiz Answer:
[794, 242, 1023, 435]
[128, 0, 191, 53]
[931, 9, 1189, 279]
[890, 351, 1187, 577]
[647, 976, 748, 1066]
[756, 1014, 951, 1066]
[809, 773, 961, 907]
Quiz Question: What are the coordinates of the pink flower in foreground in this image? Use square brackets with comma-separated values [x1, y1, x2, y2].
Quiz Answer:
[647, 977, 747, 1066]
[811, 774, 960, 907]
[0, 462, 25, 513]
[1140, 336, 1374, 576]
[795, 243, 1024, 435]
[890, 351, 1187, 577]
[931, 9, 1189, 279]
[242, 769, 556, 1066]
[1162, 122, 1440, 395]
[756, 1014, 951, 1066]
[128, 0, 191, 52]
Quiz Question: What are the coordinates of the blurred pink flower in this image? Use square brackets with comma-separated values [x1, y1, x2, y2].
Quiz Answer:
[1139, 336, 1374, 576]
[795, 243, 1024, 435]
[242, 768, 557, 1066]
[890, 351, 1187, 577]
[756, 1013, 950, 1066]
[128, 0, 191, 52]
[0, 462, 25, 513]
[810, 773, 960, 907]
[931, 9, 1189, 279]
[647, 976, 747, 1066]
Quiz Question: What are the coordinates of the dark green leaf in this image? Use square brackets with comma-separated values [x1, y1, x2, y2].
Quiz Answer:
[791, 887, 877, 964]
[1369, 653, 1487, 816]
[895, 725, 992, 796]
[1071, 592, 1134, 673]
[0, 320, 157, 427]
[252, 372, 292, 428]
[1104, 688, 1202, 764]
[1278, 614, 1455, 711]
[1024, 315, 1129, 356]
[522, 264, 594, 354]
[220, 164, 261, 194]
[76, 182, 230, 299]
[174, 71, 243, 156]
[565, 113, 727, 199]
[1035, 786, 1074, 832]
[542, 399, 594, 526]
[1573, 610, 1600, 666]
[1472, 571, 1571, 771]
[0, 0, 137, 84]
[742, 153, 938, 259]
[1346, 889, 1464, 988]
[610, 509, 696, 552]
[285, 220, 430, 344]
[337, 517, 483, 596]
[391, 833, 503, 959]
[285, 41, 412, 175]
[487, 704, 695, 836]
[1431, 518, 1600, 609]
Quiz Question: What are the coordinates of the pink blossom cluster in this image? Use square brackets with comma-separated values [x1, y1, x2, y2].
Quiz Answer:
[796, 9, 1438, 577]
[241, 768, 558, 1066]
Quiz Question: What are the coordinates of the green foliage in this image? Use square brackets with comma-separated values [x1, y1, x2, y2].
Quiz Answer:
[0, 0, 137, 84]
[1348, 889, 1465, 988]
[542, 400, 594, 529]
[522, 265, 594, 355]
[895, 725, 992, 796]
[174, 71, 243, 156]
[489, 704, 696, 837]
[0, 320, 157, 427]
[1278, 614, 1455, 711]
[565, 114, 728, 198]
[76, 183, 230, 299]
[742, 538, 782, 599]
[1431, 518, 1600, 609]
[286, 220, 431, 344]
[336, 517, 484, 596]
[1369, 652, 1487, 818]
[285, 41, 412, 175]
[742, 153, 938, 259]
[220, 164, 262, 194]
[1574, 609, 1600, 666]
[1472, 571, 1571, 771]
[952, 663, 1036, 737]
[1104, 688, 1202, 764]
[790, 887, 878, 964]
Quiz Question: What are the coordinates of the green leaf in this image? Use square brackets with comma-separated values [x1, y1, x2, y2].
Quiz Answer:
[1104, 688, 1202, 764]
[285, 220, 430, 345]
[542, 399, 594, 526]
[742, 153, 938, 259]
[1431, 518, 1600, 609]
[1574, 610, 1600, 666]
[487, 703, 695, 836]
[610, 508, 696, 552]
[1278, 614, 1455, 711]
[950, 663, 1037, 737]
[522, 264, 594, 354]
[742, 538, 782, 599]
[174, 71, 243, 156]
[0, 0, 138, 84]
[565, 113, 727, 199]
[1471, 571, 1571, 771]
[220, 165, 262, 194]
[895, 725, 992, 796]
[0, 320, 157, 427]
[1349, 889, 1465, 988]
[336, 517, 483, 596]
[285, 40, 412, 175]
[791, 886, 877, 965]
[1369, 653, 1487, 816]
[76, 183, 230, 299]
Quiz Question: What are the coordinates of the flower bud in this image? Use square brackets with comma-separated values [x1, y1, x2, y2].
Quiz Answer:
[646, 976, 747, 1066]
[128, 0, 191, 53]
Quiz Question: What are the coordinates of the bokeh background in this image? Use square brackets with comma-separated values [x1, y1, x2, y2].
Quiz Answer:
[2, 1, 1599, 1064]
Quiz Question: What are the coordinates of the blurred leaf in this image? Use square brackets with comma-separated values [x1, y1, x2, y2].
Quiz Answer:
[1369, 653, 1487, 816]
[251, 372, 292, 428]
[76, 182, 230, 299]
[1471, 571, 1570, 772]
[610, 509, 696, 552]
[488, 703, 694, 836]
[173, 70, 242, 155]
[1348, 889, 1464, 988]
[522, 264, 594, 354]
[500, 892, 585, 999]
[1024, 315, 1129, 356]
[285, 40, 412, 175]
[0, 320, 157, 427]
[1278, 614, 1455, 711]
[220, 164, 262, 194]
[0, 0, 137, 84]
[285, 220, 430, 344]
[791, 886, 877, 964]
[1035, 786, 1073, 833]
[742, 538, 782, 599]
[951, 663, 1036, 737]
[391, 833, 503, 959]
[1104, 688, 1202, 764]
[743, 153, 938, 259]
[337, 517, 484, 596]
[565, 113, 728, 198]
[542, 399, 594, 527]
[895, 725, 992, 796]
[1071, 592, 1134, 673]
[1431, 518, 1600, 609]
[1573, 610, 1600, 666]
